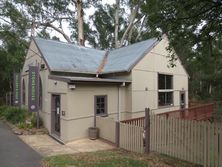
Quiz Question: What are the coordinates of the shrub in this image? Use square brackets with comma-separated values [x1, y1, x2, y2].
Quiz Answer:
[0, 105, 8, 117]
[18, 122, 25, 129]
[30, 113, 43, 127]
[0, 106, 27, 124]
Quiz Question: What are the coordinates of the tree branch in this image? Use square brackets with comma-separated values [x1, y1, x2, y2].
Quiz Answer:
[38, 22, 72, 43]
[136, 15, 147, 41]
[119, 4, 140, 47]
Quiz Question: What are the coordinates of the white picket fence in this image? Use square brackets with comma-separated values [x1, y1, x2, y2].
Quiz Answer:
[150, 115, 222, 167]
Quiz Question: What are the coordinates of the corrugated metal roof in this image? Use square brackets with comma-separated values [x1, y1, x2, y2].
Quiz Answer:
[34, 38, 105, 74]
[102, 38, 158, 73]
[34, 37, 158, 74]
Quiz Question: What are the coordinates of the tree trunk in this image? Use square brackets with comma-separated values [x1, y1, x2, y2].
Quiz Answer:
[136, 15, 147, 41]
[76, 0, 84, 46]
[114, 0, 120, 48]
[120, 4, 139, 47]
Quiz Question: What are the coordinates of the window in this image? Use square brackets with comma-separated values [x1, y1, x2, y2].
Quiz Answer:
[95, 95, 107, 116]
[158, 74, 173, 106]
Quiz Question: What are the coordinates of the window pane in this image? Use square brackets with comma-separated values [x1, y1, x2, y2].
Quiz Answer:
[97, 98, 101, 103]
[100, 103, 104, 109]
[97, 103, 100, 109]
[166, 92, 173, 105]
[158, 92, 173, 106]
[100, 109, 105, 114]
[158, 74, 165, 89]
[101, 98, 104, 103]
[97, 109, 100, 114]
[166, 75, 172, 89]
[158, 92, 165, 106]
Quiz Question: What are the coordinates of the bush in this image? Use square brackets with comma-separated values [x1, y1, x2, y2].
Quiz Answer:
[30, 113, 43, 127]
[18, 122, 25, 129]
[0, 105, 8, 117]
[0, 106, 27, 124]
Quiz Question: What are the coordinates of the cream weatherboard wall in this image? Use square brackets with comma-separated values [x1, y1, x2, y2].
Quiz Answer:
[131, 36, 189, 116]
[22, 40, 52, 131]
[63, 84, 129, 142]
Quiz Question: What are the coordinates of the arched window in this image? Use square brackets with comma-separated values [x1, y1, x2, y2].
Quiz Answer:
[39, 76, 42, 109]
[22, 79, 26, 105]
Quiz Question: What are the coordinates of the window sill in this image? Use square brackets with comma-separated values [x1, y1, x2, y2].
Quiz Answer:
[96, 114, 108, 117]
[158, 104, 174, 109]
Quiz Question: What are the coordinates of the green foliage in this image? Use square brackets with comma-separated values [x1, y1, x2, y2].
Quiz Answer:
[0, 106, 27, 124]
[30, 113, 43, 127]
[18, 121, 25, 129]
[142, 0, 222, 101]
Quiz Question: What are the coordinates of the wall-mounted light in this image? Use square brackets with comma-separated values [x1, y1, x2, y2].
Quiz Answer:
[121, 82, 125, 87]
[68, 84, 76, 90]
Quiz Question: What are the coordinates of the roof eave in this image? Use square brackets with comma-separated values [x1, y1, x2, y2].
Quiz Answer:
[48, 75, 131, 84]
[51, 69, 97, 75]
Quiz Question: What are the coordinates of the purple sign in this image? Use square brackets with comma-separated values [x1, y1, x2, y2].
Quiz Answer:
[13, 73, 21, 106]
[28, 66, 39, 112]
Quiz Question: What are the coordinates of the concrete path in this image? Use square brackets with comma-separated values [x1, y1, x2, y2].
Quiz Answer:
[0, 120, 42, 167]
[19, 134, 114, 156]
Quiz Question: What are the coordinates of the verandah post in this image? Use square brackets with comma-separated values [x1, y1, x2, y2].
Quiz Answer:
[145, 107, 150, 154]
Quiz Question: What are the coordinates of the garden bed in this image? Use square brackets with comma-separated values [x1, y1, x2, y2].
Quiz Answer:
[0, 105, 48, 135]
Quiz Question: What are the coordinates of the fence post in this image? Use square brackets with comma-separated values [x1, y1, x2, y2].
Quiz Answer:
[145, 108, 150, 154]
[115, 121, 120, 147]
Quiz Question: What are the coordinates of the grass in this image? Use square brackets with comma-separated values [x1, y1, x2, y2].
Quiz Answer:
[42, 149, 200, 167]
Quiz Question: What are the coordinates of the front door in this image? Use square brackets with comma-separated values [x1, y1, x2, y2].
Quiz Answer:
[180, 91, 186, 109]
[51, 95, 61, 136]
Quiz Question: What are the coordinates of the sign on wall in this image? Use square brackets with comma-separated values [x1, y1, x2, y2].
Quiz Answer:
[28, 66, 39, 112]
[13, 73, 21, 106]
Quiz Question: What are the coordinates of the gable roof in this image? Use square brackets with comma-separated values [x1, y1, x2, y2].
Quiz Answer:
[103, 38, 158, 74]
[34, 38, 105, 74]
[33, 37, 158, 75]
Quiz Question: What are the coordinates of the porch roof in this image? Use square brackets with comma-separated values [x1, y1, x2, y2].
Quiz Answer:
[48, 75, 131, 84]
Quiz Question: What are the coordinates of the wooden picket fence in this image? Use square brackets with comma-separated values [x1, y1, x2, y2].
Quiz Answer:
[150, 115, 222, 167]
[119, 122, 144, 153]
[121, 117, 145, 127]
[158, 103, 214, 121]
[96, 111, 222, 166]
